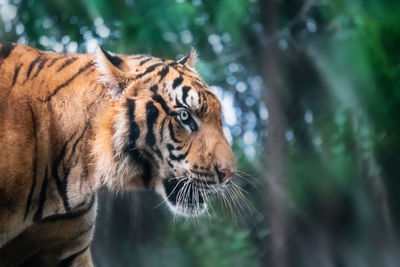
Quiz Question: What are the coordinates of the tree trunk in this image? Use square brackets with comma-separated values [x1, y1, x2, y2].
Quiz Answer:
[259, 1, 288, 267]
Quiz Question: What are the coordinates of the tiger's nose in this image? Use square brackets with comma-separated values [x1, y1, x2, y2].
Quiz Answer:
[215, 167, 233, 183]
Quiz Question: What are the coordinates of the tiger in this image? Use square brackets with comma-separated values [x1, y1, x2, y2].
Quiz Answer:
[0, 42, 236, 266]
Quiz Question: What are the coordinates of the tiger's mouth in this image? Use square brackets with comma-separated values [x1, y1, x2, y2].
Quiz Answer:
[162, 177, 216, 217]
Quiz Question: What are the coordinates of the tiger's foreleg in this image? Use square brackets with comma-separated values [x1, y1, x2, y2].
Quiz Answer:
[0, 196, 96, 267]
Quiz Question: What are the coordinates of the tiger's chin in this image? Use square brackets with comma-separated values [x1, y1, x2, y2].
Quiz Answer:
[158, 177, 208, 217]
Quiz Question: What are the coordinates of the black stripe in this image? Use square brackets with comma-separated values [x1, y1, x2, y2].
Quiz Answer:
[72, 223, 94, 240]
[129, 54, 147, 60]
[159, 117, 167, 143]
[32, 58, 48, 79]
[25, 56, 42, 81]
[57, 57, 78, 72]
[157, 66, 169, 82]
[141, 149, 156, 186]
[200, 104, 207, 116]
[191, 80, 203, 89]
[24, 104, 38, 220]
[33, 167, 48, 223]
[172, 77, 183, 88]
[125, 99, 155, 187]
[71, 123, 89, 155]
[152, 94, 171, 115]
[63, 222, 95, 245]
[142, 77, 151, 84]
[44, 61, 94, 101]
[146, 101, 159, 147]
[44, 101, 72, 212]
[117, 78, 133, 95]
[65, 123, 90, 170]
[184, 142, 192, 157]
[0, 42, 15, 64]
[174, 96, 187, 109]
[168, 121, 180, 143]
[47, 57, 63, 68]
[174, 145, 183, 151]
[141, 157, 153, 188]
[182, 86, 191, 105]
[193, 77, 204, 85]
[11, 63, 22, 87]
[126, 99, 141, 144]
[135, 63, 162, 79]
[173, 103, 186, 109]
[52, 141, 71, 212]
[198, 91, 207, 115]
[197, 92, 202, 105]
[41, 195, 96, 223]
[139, 57, 152, 65]
[154, 149, 162, 159]
[167, 143, 189, 161]
[167, 62, 178, 68]
[57, 245, 89, 267]
[200, 90, 216, 115]
[150, 85, 158, 93]
[185, 116, 199, 132]
[146, 102, 162, 159]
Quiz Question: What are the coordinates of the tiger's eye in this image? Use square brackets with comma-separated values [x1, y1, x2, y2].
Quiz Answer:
[179, 110, 189, 121]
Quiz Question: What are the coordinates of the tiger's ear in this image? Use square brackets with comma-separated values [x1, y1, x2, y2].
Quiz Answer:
[177, 47, 197, 68]
[95, 45, 130, 97]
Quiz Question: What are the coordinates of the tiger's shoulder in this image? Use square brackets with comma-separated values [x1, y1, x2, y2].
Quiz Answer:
[0, 42, 98, 101]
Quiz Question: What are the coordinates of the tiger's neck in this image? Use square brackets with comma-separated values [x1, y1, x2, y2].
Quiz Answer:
[90, 97, 148, 192]
[36, 73, 144, 212]
[32, 79, 111, 217]
[26, 55, 143, 219]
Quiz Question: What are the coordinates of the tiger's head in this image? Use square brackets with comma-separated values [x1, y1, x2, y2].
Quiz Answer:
[93, 46, 236, 216]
